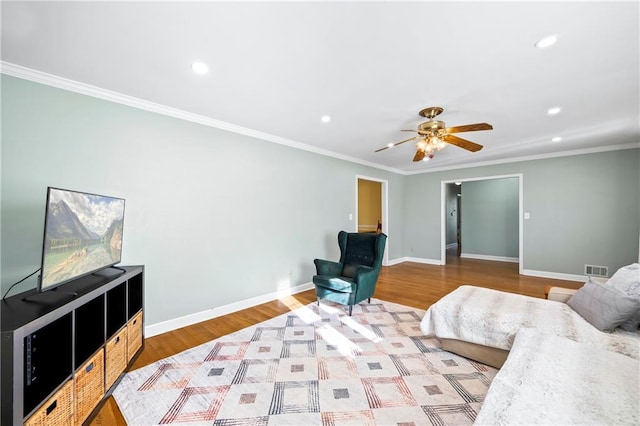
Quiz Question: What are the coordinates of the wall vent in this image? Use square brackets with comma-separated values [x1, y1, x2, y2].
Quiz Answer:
[585, 264, 608, 277]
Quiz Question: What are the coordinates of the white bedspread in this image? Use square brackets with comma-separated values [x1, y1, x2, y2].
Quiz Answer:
[420, 285, 640, 359]
[475, 328, 640, 425]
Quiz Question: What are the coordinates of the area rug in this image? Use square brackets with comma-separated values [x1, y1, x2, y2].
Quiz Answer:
[113, 299, 498, 425]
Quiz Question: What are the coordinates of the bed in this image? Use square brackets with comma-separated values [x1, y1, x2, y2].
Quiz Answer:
[474, 328, 639, 425]
[419, 285, 640, 367]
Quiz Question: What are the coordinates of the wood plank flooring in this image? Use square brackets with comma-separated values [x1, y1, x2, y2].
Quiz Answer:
[90, 255, 583, 425]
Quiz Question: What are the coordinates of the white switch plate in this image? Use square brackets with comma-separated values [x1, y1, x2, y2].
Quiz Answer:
[524, 212, 531, 219]
[349, 213, 353, 221]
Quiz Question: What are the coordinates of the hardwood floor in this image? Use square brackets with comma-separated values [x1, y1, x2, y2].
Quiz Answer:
[90, 254, 583, 425]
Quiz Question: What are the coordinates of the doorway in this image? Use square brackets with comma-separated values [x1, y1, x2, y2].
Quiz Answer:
[444, 182, 462, 257]
[356, 175, 389, 265]
[440, 174, 523, 274]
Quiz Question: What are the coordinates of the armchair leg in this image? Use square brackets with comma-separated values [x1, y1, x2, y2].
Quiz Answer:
[317, 298, 320, 306]
[348, 305, 353, 316]
[368, 298, 371, 303]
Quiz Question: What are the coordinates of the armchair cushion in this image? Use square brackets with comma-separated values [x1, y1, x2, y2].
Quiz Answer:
[312, 276, 356, 293]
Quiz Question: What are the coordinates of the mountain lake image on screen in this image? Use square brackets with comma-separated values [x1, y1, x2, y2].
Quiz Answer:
[39, 187, 125, 291]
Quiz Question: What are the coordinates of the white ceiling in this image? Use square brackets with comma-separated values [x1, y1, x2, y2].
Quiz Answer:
[2, 2, 639, 173]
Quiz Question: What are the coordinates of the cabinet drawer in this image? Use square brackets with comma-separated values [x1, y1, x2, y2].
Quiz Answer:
[105, 327, 128, 390]
[127, 310, 143, 361]
[24, 380, 73, 426]
[74, 349, 104, 425]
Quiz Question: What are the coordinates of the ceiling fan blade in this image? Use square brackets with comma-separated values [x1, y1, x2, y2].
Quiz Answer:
[374, 136, 420, 152]
[412, 150, 426, 162]
[443, 134, 484, 152]
[401, 129, 417, 132]
[446, 123, 493, 133]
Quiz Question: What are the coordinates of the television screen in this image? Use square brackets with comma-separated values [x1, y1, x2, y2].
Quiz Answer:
[39, 187, 125, 292]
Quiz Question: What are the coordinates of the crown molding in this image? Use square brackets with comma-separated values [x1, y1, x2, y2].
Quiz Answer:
[0, 61, 405, 175]
[3, 61, 637, 177]
[405, 142, 640, 175]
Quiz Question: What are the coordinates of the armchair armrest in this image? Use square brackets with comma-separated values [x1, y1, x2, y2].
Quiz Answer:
[545, 286, 579, 303]
[314, 259, 342, 276]
[353, 265, 375, 281]
[352, 265, 377, 297]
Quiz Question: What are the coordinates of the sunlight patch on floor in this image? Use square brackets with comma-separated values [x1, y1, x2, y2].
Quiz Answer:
[315, 324, 362, 358]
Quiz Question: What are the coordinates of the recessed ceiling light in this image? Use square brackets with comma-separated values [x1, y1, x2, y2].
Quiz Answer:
[547, 107, 562, 115]
[191, 61, 209, 75]
[535, 35, 558, 49]
[321, 115, 331, 123]
[552, 136, 562, 142]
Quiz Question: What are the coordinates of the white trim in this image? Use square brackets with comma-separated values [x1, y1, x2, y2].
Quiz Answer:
[391, 256, 443, 266]
[385, 257, 406, 266]
[1, 62, 405, 175]
[518, 175, 524, 275]
[460, 253, 519, 263]
[406, 143, 640, 175]
[144, 282, 314, 337]
[3, 62, 638, 177]
[355, 175, 389, 266]
[521, 269, 586, 283]
[440, 173, 523, 274]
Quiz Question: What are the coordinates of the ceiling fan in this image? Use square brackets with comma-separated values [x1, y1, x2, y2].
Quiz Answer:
[375, 107, 493, 162]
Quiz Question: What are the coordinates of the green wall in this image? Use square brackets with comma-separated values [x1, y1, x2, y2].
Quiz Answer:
[2, 74, 639, 327]
[403, 151, 640, 275]
[461, 177, 519, 259]
[0, 75, 404, 325]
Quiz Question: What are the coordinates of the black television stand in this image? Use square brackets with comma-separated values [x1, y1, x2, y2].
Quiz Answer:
[21, 288, 79, 303]
[2, 265, 145, 425]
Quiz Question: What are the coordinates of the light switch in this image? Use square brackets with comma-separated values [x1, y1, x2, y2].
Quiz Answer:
[524, 212, 531, 219]
[349, 213, 353, 221]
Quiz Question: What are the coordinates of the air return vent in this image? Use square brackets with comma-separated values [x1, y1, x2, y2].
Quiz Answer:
[585, 264, 608, 277]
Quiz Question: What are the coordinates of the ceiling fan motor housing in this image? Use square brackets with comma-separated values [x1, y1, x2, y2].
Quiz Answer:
[417, 120, 446, 136]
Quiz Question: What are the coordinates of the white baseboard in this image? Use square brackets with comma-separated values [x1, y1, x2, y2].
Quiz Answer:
[145, 282, 314, 337]
[521, 269, 586, 282]
[460, 253, 519, 263]
[387, 256, 442, 266]
[387, 258, 585, 283]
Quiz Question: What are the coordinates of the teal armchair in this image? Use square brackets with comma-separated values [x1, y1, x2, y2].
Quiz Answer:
[313, 231, 387, 315]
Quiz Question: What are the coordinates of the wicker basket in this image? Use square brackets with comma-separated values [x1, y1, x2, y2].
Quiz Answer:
[127, 310, 143, 361]
[74, 349, 104, 425]
[105, 327, 128, 390]
[24, 379, 74, 426]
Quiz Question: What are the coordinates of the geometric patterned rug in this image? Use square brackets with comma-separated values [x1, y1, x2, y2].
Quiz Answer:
[113, 299, 497, 425]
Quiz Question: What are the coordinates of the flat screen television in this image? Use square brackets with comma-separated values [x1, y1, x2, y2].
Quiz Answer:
[39, 187, 125, 292]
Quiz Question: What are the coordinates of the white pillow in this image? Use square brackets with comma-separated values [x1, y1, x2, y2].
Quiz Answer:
[606, 263, 640, 331]
[607, 263, 640, 297]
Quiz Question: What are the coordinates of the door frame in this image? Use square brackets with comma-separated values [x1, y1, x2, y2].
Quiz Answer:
[356, 175, 389, 266]
[440, 173, 523, 273]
